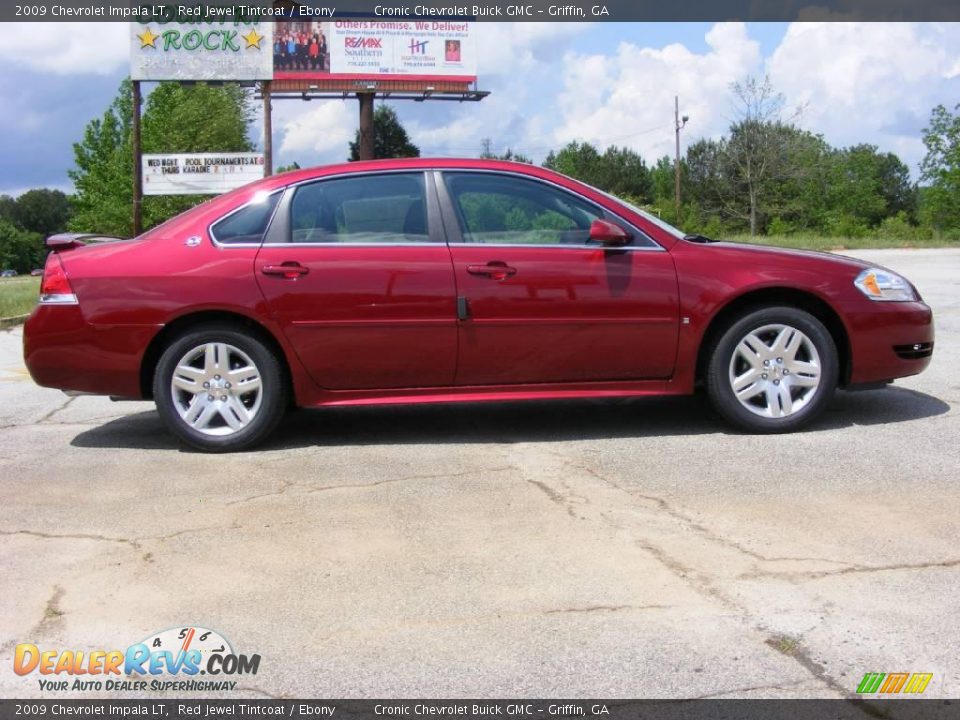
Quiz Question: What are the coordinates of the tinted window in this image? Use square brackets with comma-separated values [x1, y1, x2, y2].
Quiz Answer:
[210, 192, 281, 244]
[289, 173, 429, 244]
[444, 173, 604, 246]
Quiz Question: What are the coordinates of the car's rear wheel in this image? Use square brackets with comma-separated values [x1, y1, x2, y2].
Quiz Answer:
[153, 326, 287, 452]
[706, 306, 838, 433]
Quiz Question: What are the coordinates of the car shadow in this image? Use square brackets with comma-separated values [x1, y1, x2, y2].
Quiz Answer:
[69, 386, 952, 453]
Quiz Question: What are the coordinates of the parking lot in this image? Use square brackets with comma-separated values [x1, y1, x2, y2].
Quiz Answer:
[1, 248, 958, 699]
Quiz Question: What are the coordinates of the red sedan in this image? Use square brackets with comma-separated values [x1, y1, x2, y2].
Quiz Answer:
[24, 159, 934, 451]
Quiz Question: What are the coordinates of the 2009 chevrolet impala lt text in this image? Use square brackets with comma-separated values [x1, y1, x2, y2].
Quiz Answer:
[23, 159, 934, 451]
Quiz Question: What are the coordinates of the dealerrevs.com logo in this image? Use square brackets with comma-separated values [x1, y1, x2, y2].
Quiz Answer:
[14, 626, 260, 692]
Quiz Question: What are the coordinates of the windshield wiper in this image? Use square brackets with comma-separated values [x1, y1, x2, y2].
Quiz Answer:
[683, 233, 717, 243]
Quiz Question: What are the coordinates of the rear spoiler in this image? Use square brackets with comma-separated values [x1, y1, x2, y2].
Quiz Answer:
[45, 233, 129, 250]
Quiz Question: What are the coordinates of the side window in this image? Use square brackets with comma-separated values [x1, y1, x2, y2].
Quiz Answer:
[289, 173, 430, 244]
[210, 192, 280, 244]
[443, 172, 604, 246]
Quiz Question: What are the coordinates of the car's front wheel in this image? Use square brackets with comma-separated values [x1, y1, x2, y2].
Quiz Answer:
[153, 326, 287, 452]
[706, 306, 838, 433]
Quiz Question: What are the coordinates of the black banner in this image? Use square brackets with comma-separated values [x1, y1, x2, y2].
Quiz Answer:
[5, 0, 960, 22]
[2, 700, 960, 720]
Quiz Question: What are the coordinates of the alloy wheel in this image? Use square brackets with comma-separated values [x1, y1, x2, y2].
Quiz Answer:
[728, 323, 822, 419]
[170, 342, 263, 436]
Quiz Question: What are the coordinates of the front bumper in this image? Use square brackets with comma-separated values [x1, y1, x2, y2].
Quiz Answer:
[845, 300, 934, 385]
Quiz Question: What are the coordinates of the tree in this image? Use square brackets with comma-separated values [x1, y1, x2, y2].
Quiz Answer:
[348, 105, 419, 161]
[0, 219, 44, 273]
[722, 76, 804, 235]
[11, 189, 72, 238]
[69, 78, 255, 236]
[920, 103, 960, 231]
[543, 141, 651, 201]
[479, 138, 532, 164]
[276, 162, 302, 173]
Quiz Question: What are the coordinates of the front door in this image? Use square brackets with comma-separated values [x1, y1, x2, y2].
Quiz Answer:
[255, 171, 458, 390]
[438, 171, 679, 386]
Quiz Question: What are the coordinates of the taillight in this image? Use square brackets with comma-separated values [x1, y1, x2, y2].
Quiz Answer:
[39, 254, 77, 305]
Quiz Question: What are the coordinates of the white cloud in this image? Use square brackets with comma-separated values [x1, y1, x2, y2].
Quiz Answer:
[279, 22, 591, 165]
[0, 22, 128, 75]
[275, 100, 355, 162]
[549, 22, 762, 162]
[768, 22, 960, 169]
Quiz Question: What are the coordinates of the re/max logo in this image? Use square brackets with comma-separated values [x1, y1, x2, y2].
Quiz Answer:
[345, 37, 382, 49]
[856, 672, 933, 694]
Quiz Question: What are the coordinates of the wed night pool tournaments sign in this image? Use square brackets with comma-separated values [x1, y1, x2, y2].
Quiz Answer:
[131, 19, 274, 80]
[143, 153, 266, 195]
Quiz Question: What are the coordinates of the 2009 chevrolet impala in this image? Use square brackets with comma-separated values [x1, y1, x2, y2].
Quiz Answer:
[24, 159, 934, 451]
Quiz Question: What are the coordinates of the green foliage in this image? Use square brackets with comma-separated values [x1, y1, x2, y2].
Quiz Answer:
[544, 141, 652, 201]
[479, 138, 532, 163]
[348, 105, 419, 161]
[0, 219, 44, 274]
[69, 78, 255, 237]
[920, 103, 960, 230]
[276, 162, 301, 173]
[11, 188, 72, 238]
[0, 189, 70, 273]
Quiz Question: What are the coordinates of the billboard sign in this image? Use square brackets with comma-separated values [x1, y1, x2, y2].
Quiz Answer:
[131, 22, 274, 81]
[273, 20, 476, 81]
[142, 153, 265, 195]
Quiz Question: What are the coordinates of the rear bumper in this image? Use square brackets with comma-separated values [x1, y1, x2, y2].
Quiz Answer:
[23, 305, 158, 398]
[845, 301, 934, 385]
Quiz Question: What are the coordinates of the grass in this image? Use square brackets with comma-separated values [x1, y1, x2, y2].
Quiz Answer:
[0, 276, 40, 319]
[727, 233, 959, 252]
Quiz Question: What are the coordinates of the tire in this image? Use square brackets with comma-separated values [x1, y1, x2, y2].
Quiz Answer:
[705, 306, 838, 433]
[153, 325, 288, 452]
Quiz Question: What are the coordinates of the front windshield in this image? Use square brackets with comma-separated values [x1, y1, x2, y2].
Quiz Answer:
[586, 184, 687, 240]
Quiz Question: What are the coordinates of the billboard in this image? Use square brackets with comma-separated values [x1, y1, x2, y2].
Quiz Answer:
[131, 22, 274, 81]
[272, 20, 476, 82]
[142, 153, 266, 195]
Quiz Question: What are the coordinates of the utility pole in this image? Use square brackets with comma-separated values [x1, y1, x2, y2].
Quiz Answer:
[358, 93, 375, 161]
[262, 80, 273, 177]
[132, 80, 143, 237]
[674, 96, 688, 223]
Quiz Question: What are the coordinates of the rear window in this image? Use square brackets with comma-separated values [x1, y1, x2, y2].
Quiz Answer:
[289, 173, 430, 244]
[210, 192, 281, 245]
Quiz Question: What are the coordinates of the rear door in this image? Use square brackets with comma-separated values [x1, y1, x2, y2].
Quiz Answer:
[254, 171, 458, 390]
[438, 170, 680, 385]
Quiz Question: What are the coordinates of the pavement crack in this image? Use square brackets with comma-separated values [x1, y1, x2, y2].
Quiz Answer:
[743, 557, 960, 582]
[543, 604, 666, 615]
[0, 529, 141, 549]
[564, 459, 855, 568]
[302, 466, 515, 495]
[526, 479, 579, 518]
[36, 396, 76, 424]
[690, 679, 810, 699]
[765, 633, 850, 698]
[228, 479, 297, 506]
[0, 585, 65, 656]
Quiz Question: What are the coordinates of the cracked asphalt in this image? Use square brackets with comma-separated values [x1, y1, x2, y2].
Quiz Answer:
[1, 248, 958, 700]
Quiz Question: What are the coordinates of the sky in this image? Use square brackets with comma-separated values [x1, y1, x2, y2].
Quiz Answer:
[0, 21, 958, 196]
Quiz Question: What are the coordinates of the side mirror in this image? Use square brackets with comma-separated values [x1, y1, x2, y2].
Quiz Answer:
[589, 219, 631, 247]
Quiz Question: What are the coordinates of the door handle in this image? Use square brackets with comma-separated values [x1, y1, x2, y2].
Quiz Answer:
[466, 262, 517, 281]
[261, 262, 309, 279]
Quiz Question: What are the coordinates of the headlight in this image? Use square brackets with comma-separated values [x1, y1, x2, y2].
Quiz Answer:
[854, 268, 918, 302]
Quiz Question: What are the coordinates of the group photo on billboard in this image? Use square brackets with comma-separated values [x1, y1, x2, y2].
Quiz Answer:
[272, 20, 477, 81]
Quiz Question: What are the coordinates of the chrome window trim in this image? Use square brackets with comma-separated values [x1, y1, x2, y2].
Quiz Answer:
[435, 169, 666, 252]
[208, 167, 665, 252]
